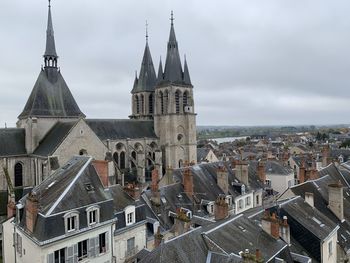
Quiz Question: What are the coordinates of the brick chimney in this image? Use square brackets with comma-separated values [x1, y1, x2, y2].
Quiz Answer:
[151, 169, 160, 205]
[236, 161, 249, 186]
[261, 211, 279, 239]
[305, 192, 314, 207]
[123, 183, 141, 200]
[322, 145, 331, 167]
[217, 166, 229, 194]
[183, 167, 193, 199]
[214, 195, 229, 221]
[299, 161, 306, 183]
[328, 181, 344, 221]
[279, 216, 290, 245]
[26, 191, 39, 233]
[257, 161, 266, 183]
[7, 199, 16, 219]
[92, 160, 109, 187]
[154, 226, 163, 248]
[174, 208, 191, 236]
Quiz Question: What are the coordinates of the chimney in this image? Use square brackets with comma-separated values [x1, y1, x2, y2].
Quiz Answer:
[261, 211, 279, 239]
[154, 226, 163, 248]
[7, 196, 16, 219]
[279, 216, 290, 245]
[92, 160, 109, 187]
[299, 162, 306, 184]
[257, 161, 266, 183]
[151, 169, 160, 205]
[214, 195, 229, 221]
[328, 181, 344, 221]
[322, 145, 331, 167]
[174, 208, 191, 236]
[305, 192, 314, 207]
[26, 191, 39, 233]
[183, 167, 193, 199]
[217, 166, 229, 194]
[236, 161, 249, 186]
[255, 249, 262, 262]
[123, 183, 141, 200]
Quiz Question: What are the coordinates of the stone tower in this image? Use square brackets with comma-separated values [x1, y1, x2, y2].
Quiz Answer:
[16, 1, 85, 153]
[130, 26, 157, 120]
[154, 12, 197, 169]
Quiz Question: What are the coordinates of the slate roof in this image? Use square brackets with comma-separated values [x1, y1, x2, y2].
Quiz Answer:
[265, 161, 293, 176]
[44, 3, 57, 58]
[132, 42, 157, 93]
[108, 184, 135, 211]
[18, 69, 85, 119]
[18, 156, 115, 242]
[197, 148, 210, 162]
[0, 128, 26, 157]
[86, 119, 157, 140]
[33, 121, 78, 156]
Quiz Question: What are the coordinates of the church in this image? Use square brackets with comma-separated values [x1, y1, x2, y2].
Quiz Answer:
[0, 3, 197, 199]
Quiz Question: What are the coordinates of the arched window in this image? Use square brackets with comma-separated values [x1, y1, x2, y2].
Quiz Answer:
[164, 90, 169, 113]
[120, 152, 126, 169]
[141, 94, 144, 114]
[131, 151, 137, 168]
[149, 94, 153, 114]
[183, 91, 188, 107]
[135, 95, 140, 114]
[175, 90, 180, 113]
[159, 91, 164, 114]
[113, 152, 119, 166]
[14, 163, 23, 187]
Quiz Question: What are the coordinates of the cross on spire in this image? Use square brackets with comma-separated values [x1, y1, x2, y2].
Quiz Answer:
[48, 0, 51, 7]
[146, 20, 149, 42]
[170, 10, 174, 25]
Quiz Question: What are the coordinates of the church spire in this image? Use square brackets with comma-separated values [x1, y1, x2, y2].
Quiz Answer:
[163, 11, 183, 84]
[44, 0, 58, 68]
[183, 55, 191, 85]
[157, 57, 163, 82]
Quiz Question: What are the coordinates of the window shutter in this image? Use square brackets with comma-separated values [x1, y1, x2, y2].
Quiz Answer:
[73, 244, 78, 263]
[95, 236, 100, 255]
[18, 235, 22, 256]
[88, 237, 96, 258]
[105, 233, 109, 252]
[47, 253, 54, 263]
[66, 246, 74, 263]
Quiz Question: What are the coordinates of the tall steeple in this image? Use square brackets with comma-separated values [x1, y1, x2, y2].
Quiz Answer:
[131, 22, 156, 93]
[163, 11, 183, 84]
[44, 0, 58, 68]
[157, 57, 163, 82]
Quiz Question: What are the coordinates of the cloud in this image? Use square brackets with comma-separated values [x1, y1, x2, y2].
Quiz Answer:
[0, 0, 349, 127]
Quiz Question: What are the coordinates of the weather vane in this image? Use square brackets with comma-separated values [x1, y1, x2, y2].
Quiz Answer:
[146, 20, 149, 42]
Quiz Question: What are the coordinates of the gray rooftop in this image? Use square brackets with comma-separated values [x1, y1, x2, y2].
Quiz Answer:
[0, 128, 26, 157]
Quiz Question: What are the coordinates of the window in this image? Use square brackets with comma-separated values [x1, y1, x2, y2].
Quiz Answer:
[175, 90, 180, 113]
[265, 179, 271, 187]
[238, 199, 243, 209]
[89, 210, 97, 225]
[64, 212, 79, 233]
[159, 91, 164, 114]
[14, 163, 23, 187]
[125, 206, 136, 226]
[135, 95, 140, 114]
[78, 240, 88, 261]
[99, 232, 107, 254]
[226, 196, 232, 207]
[127, 237, 135, 252]
[54, 248, 65, 263]
[149, 94, 153, 114]
[328, 240, 333, 256]
[120, 151, 126, 169]
[256, 195, 260, 205]
[183, 91, 188, 107]
[140, 94, 144, 114]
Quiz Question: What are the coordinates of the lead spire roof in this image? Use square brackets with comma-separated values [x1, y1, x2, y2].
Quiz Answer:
[18, 1, 85, 119]
[132, 23, 157, 93]
[44, 0, 58, 58]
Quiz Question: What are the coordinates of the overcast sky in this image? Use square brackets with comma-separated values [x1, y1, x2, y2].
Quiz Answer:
[1, 0, 350, 127]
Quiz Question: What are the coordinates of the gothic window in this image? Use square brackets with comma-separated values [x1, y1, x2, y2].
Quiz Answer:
[159, 91, 164, 114]
[120, 151, 126, 169]
[113, 152, 119, 166]
[183, 91, 188, 106]
[141, 94, 144, 114]
[149, 94, 153, 114]
[175, 90, 180, 113]
[164, 90, 169, 113]
[14, 163, 23, 187]
[135, 95, 140, 114]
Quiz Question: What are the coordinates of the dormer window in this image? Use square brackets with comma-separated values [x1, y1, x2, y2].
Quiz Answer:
[86, 206, 100, 226]
[64, 212, 79, 233]
[124, 205, 136, 226]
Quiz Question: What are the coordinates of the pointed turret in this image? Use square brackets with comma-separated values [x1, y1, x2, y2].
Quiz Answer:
[44, 0, 58, 68]
[132, 22, 157, 93]
[183, 56, 191, 85]
[18, 0, 84, 120]
[157, 57, 164, 82]
[163, 11, 183, 84]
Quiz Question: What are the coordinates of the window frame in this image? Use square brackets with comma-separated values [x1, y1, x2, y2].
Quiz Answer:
[86, 206, 100, 226]
[124, 205, 136, 226]
[64, 211, 79, 233]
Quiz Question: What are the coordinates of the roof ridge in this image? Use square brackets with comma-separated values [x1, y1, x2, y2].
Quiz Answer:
[203, 214, 244, 235]
[46, 156, 92, 216]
